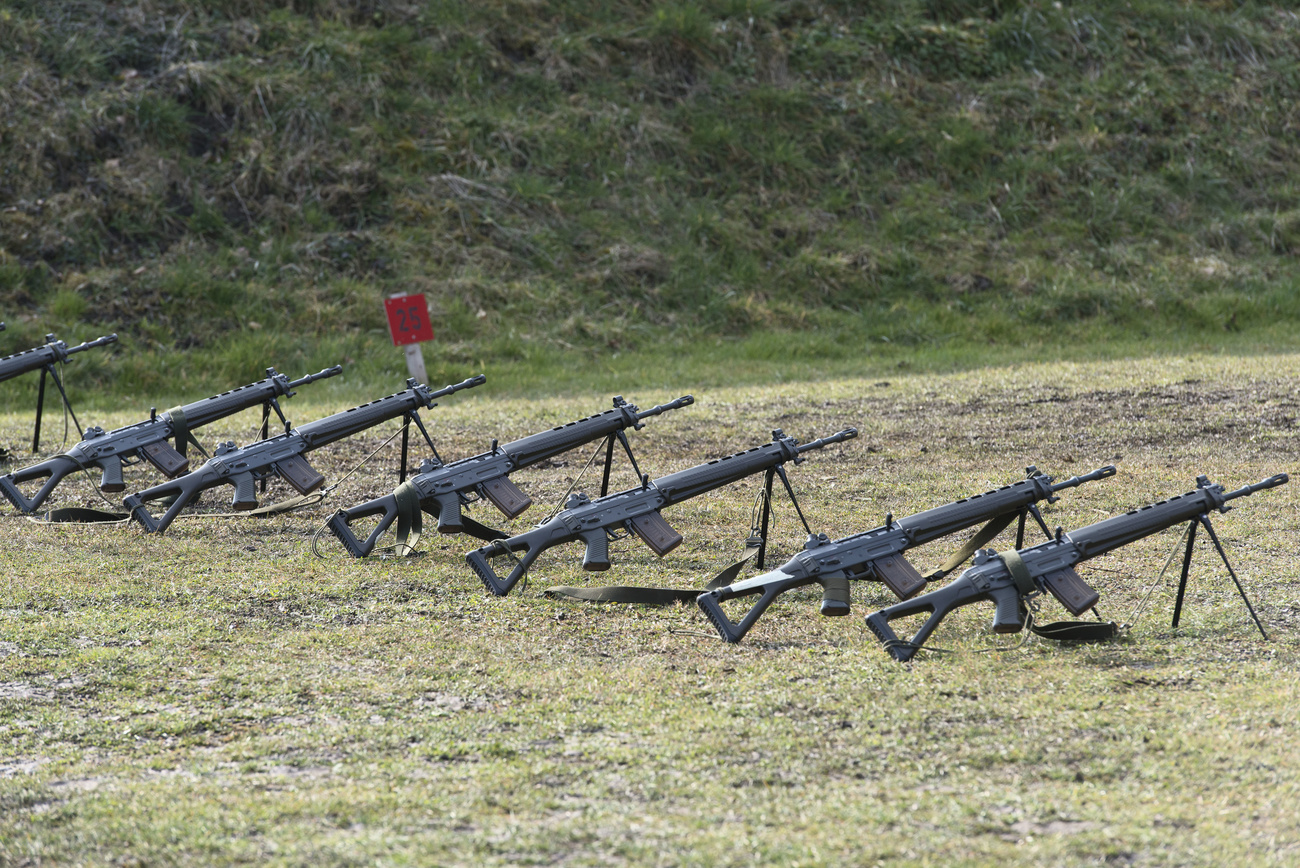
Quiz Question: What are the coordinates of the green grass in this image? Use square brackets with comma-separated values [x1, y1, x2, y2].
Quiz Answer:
[1, 353, 1298, 865]
[2, 3, 1300, 860]
[4, 0, 1300, 400]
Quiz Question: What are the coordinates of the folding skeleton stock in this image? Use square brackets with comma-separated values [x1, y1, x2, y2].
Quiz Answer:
[467, 427, 859, 597]
[325, 394, 695, 557]
[697, 463, 1117, 643]
[0, 332, 118, 452]
[1, 365, 343, 513]
[865, 472, 1289, 662]
[123, 375, 485, 533]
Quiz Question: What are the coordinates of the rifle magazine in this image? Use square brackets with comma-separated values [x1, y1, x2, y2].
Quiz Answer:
[480, 476, 532, 519]
[872, 554, 927, 600]
[628, 510, 683, 557]
[1041, 567, 1100, 616]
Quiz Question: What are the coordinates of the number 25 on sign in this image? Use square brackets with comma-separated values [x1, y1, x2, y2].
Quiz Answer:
[384, 294, 434, 346]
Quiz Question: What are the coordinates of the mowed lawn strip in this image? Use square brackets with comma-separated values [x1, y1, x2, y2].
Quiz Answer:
[2, 353, 1298, 866]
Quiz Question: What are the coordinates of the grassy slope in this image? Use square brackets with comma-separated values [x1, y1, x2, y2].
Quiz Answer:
[1, 355, 1297, 865]
[3, 0, 1300, 406]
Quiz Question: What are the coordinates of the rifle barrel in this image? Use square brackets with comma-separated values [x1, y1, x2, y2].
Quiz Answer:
[1049, 463, 1117, 493]
[633, 394, 695, 421]
[1223, 473, 1289, 502]
[794, 427, 859, 454]
[287, 365, 344, 390]
[63, 333, 119, 357]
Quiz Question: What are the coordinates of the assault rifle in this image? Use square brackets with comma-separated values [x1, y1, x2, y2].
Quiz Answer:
[0, 333, 118, 452]
[326, 394, 695, 557]
[0, 365, 343, 513]
[697, 464, 1116, 643]
[467, 427, 859, 597]
[866, 473, 1289, 661]
[123, 375, 485, 533]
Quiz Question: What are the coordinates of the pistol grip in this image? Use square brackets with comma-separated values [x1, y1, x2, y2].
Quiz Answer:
[433, 493, 463, 534]
[990, 585, 1025, 634]
[820, 575, 851, 616]
[231, 473, 259, 510]
[582, 531, 611, 571]
[98, 455, 126, 493]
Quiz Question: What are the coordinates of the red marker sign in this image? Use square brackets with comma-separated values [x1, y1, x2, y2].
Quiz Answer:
[384, 294, 434, 346]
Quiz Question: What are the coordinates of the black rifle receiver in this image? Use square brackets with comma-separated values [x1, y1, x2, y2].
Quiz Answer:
[697, 464, 1116, 643]
[865, 473, 1289, 661]
[466, 427, 858, 597]
[0, 365, 343, 513]
[325, 394, 694, 557]
[123, 375, 485, 533]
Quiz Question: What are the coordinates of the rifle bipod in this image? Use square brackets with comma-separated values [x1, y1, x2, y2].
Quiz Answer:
[32, 363, 84, 454]
[1170, 511, 1268, 639]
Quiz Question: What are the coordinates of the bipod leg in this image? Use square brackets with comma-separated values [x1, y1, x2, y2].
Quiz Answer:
[1025, 503, 1054, 541]
[407, 409, 439, 458]
[1171, 519, 1199, 630]
[599, 433, 617, 497]
[259, 401, 272, 494]
[755, 467, 777, 569]
[1197, 514, 1269, 640]
[771, 464, 814, 537]
[32, 366, 48, 452]
[399, 414, 412, 484]
[37, 364, 84, 453]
